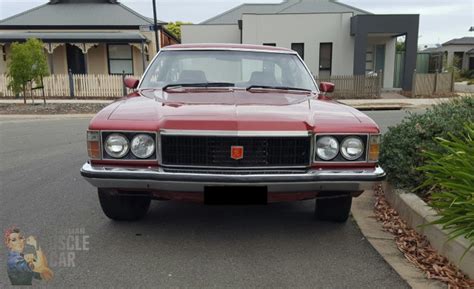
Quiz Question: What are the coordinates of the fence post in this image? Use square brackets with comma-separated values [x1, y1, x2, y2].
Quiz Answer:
[433, 71, 439, 95]
[122, 70, 127, 96]
[450, 71, 455, 92]
[377, 69, 383, 98]
[68, 69, 74, 98]
[411, 69, 417, 97]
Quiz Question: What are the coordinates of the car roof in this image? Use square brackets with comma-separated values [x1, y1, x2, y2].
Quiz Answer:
[163, 43, 296, 53]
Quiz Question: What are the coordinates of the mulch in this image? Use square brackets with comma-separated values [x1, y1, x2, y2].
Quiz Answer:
[373, 185, 474, 288]
[0, 103, 108, 114]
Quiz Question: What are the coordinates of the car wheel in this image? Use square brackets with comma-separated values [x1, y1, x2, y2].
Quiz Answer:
[315, 193, 352, 223]
[98, 189, 151, 221]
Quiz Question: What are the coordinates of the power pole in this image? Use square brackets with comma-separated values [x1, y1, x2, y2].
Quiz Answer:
[152, 0, 159, 53]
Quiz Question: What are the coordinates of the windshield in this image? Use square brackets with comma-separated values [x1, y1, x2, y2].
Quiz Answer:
[140, 50, 317, 91]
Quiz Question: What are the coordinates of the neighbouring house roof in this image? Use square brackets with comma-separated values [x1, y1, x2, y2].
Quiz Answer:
[202, 0, 370, 24]
[0, 0, 165, 29]
[442, 37, 474, 46]
[421, 47, 444, 53]
[0, 31, 147, 43]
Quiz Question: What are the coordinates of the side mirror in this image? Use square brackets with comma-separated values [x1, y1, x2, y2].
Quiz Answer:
[319, 82, 335, 93]
[124, 77, 139, 89]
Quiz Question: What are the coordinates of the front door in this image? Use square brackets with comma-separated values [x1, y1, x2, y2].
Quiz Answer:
[66, 44, 86, 74]
[375, 44, 385, 73]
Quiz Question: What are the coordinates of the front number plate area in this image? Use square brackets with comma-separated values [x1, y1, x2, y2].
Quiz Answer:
[204, 186, 268, 205]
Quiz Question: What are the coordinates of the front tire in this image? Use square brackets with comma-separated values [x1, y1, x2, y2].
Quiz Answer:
[315, 193, 352, 222]
[98, 189, 151, 221]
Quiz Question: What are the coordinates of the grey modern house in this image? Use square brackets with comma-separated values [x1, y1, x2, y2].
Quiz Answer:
[424, 37, 474, 72]
[0, 0, 179, 75]
[182, 0, 419, 90]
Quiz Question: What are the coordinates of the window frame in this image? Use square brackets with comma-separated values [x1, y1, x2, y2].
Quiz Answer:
[107, 44, 134, 75]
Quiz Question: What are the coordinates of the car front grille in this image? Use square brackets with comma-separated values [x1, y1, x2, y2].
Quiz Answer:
[160, 135, 311, 168]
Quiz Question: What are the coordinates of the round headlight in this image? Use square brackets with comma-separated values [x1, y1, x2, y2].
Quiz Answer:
[341, 137, 364, 160]
[104, 133, 129, 158]
[131, 134, 155, 159]
[316, 136, 339, 160]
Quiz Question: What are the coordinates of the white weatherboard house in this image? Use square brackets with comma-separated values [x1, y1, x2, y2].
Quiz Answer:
[182, 0, 419, 90]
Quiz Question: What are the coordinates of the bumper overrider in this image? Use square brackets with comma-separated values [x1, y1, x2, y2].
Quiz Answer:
[80, 163, 386, 193]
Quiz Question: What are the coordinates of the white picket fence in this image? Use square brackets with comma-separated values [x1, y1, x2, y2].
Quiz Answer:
[0, 74, 141, 98]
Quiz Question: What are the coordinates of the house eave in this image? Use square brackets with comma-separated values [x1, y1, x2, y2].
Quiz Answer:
[0, 25, 162, 30]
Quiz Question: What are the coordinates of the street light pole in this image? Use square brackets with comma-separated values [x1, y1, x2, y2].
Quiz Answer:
[152, 0, 159, 53]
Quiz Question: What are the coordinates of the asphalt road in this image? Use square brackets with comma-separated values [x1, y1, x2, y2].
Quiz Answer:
[0, 110, 418, 289]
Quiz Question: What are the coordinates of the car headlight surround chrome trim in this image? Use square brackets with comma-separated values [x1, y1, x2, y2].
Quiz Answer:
[316, 136, 339, 161]
[104, 133, 130, 159]
[340, 136, 364, 160]
[131, 134, 156, 159]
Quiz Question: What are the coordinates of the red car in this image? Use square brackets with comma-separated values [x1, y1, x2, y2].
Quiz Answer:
[81, 44, 385, 222]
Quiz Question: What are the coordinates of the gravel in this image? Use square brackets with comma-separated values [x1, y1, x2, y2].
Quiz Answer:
[0, 103, 109, 114]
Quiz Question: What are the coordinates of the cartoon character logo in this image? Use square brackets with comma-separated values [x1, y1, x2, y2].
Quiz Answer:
[4, 227, 54, 285]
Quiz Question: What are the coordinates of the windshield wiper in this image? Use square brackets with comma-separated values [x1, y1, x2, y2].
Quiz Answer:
[163, 82, 235, 91]
[246, 85, 312, 92]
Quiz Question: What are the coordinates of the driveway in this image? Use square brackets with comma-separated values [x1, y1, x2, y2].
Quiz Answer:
[0, 110, 413, 288]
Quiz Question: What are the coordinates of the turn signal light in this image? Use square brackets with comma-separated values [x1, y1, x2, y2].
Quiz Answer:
[368, 134, 381, 162]
[87, 131, 101, 159]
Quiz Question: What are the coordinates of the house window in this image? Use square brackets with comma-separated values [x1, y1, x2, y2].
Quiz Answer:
[1, 46, 6, 61]
[319, 43, 332, 78]
[263, 43, 276, 46]
[453, 52, 464, 69]
[108, 44, 133, 74]
[291, 43, 304, 60]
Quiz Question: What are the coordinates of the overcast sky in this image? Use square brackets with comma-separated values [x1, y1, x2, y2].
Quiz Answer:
[0, 0, 472, 45]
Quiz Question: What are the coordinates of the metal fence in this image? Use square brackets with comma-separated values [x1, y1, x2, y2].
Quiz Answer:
[315, 74, 382, 99]
[412, 71, 454, 97]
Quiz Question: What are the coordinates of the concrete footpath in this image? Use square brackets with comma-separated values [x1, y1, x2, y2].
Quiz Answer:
[0, 97, 460, 110]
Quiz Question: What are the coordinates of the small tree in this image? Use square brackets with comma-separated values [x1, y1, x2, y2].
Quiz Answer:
[165, 21, 192, 40]
[7, 38, 49, 104]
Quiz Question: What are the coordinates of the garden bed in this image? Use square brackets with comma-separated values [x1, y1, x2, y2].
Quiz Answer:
[379, 182, 474, 283]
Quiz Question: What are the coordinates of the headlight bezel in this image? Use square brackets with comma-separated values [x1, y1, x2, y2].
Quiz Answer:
[101, 131, 157, 160]
[314, 134, 370, 163]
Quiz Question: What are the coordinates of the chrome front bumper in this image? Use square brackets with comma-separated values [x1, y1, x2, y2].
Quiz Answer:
[80, 163, 385, 193]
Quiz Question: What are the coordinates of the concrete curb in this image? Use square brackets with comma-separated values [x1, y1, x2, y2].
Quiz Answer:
[351, 191, 446, 289]
[382, 182, 473, 279]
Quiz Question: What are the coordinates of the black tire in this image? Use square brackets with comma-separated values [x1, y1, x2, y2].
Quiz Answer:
[98, 189, 151, 221]
[315, 193, 352, 222]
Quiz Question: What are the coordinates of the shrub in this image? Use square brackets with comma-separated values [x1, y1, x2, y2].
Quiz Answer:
[459, 69, 474, 80]
[417, 123, 474, 251]
[380, 96, 474, 196]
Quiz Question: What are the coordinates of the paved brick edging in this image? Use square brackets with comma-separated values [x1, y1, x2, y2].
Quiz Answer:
[382, 182, 473, 279]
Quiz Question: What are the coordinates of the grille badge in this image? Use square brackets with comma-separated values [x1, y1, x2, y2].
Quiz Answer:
[231, 146, 244, 160]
